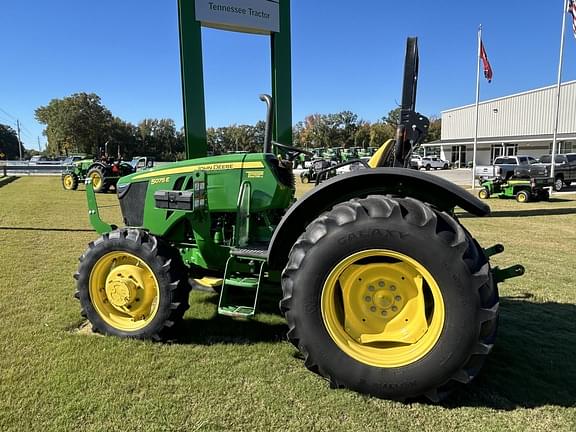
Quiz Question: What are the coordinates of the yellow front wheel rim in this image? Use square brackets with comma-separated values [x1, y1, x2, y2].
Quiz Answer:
[89, 251, 160, 331]
[321, 249, 445, 368]
[63, 175, 74, 189]
[517, 193, 527, 202]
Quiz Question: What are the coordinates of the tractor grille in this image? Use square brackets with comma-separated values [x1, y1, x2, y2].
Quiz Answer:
[118, 181, 148, 226]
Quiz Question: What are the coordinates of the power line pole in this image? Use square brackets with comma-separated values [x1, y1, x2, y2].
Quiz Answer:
[37, 136, 41, 152]
[16, 119, 23, 160]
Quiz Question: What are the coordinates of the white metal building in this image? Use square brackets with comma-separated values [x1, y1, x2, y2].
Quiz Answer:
[424, 80, 576, 166]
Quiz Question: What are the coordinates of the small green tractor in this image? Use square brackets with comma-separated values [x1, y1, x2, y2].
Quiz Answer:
[62, 153, 153, 193]
[478, 177, 551, 203]
[74, 39, 523, 402]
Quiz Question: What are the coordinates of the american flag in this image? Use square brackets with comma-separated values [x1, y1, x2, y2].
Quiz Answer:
[569, 0, 576, 39]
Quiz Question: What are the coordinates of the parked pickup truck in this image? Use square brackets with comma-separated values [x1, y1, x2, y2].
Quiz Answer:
[475, 155, 540, 180]
[538, 153, 576, 191]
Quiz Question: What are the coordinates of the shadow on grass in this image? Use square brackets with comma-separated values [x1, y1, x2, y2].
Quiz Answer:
[459, 207, 576, 218]
[171, 289, 287, 345]
[0, 176, 19, 188]
[175, 293, 575, 409]
[0, 226, 94, 232]
[446, 298, 576, 409]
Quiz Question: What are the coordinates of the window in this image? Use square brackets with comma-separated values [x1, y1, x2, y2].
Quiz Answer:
[567, 154, 576, 163]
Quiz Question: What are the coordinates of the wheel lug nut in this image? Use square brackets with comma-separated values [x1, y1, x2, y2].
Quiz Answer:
[378, 281, 385, 287]
[395, 296, 401, 301]
[364, 296, 371, 302]
[368, 285, 375, 291]
[381, 310, 387, 316]
[390, 285, 396, 291]
[370, 306, 376, 312]
[391, 306, 398, 312]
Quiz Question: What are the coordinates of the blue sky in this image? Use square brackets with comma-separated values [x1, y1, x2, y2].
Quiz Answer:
[1, 0, 575, 151]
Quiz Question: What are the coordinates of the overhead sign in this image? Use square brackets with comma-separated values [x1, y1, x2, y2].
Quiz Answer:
[194, 0, 279, 34]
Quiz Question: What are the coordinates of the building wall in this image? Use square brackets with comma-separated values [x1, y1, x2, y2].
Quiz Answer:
[441, 81, 576, 140]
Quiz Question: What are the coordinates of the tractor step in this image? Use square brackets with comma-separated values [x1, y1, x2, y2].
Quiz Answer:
[218, 305, 256, 318]
[224, 277, 259, 289]
[217, 253, 267, 318]
[230, 244, 268, 260]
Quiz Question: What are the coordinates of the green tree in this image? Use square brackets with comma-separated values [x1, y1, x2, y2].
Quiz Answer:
[35, 93, 113, 156]
[369, 122, 395, 147]
[383, 107, 401, 126]
[0, 124, 24, 160]
[425, 116, 441, 143]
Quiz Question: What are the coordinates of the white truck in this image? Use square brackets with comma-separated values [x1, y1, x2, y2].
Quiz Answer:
[474, 155, 540, 180]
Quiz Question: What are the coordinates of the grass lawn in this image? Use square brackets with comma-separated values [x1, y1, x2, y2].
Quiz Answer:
[0, 176, 575, 431]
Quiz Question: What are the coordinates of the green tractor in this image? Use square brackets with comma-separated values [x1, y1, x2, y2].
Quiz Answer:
[62, 153, 153, 193]
[74, 39, 523, 402]
[478, 177, 551, 203]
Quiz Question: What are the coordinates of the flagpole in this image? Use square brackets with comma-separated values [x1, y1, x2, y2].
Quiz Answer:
[551, 0, 568, 184]
[471, 25, 482, 189]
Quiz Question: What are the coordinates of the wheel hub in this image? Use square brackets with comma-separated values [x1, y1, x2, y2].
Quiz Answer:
[104, 265, 146, 310]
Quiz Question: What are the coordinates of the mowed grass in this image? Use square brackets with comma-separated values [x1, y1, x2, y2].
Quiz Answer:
[0, 176, 575, 432]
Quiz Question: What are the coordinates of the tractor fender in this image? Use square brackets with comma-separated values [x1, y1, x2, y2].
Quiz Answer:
[267, 167, 490, 269]
[87, 162, 109, 173]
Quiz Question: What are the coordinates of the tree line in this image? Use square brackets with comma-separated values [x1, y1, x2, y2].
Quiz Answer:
[0, 92, 441, 161]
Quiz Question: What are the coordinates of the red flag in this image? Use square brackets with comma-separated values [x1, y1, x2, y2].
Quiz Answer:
[569, 0, 576, 39]
[480, 41, 493, 83]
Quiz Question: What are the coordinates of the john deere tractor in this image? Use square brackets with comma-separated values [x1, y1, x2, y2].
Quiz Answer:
[74, 39, 523, 402]
[62, 152, 153, 193]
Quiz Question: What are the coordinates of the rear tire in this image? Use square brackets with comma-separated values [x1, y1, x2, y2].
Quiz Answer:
[75, 228, 191, 340]
[515, 191, 530, 203]
[281, 196, 498, 402]
[425, 164, 431, 171]
[88, 166, 109, 193]
[554, 177, 564, 192]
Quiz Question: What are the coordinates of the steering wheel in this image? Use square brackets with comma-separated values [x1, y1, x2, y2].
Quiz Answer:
[272, 140, 314, 161]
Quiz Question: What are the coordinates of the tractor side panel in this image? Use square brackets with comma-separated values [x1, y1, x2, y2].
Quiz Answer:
[267, 168, 491, 269]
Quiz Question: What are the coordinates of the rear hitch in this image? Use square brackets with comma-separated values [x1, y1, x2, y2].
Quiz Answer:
[492, 264, 525, 284]
[483, 243, 504, 258]
[85, 178, 115, 234]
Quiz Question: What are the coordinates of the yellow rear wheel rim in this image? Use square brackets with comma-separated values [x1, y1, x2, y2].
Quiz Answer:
[63, 175, 74, 189]
[90, 172, 102, 189]
[89, 251, 160, 331]
[321, 249, 445, 368]
[518, 193, 527, 202]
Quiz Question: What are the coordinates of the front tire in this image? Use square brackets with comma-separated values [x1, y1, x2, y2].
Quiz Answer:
[478, 188, 490, 199]
[62, 172, 78, 190]
[301, 175, 310, 184]
[75, 229, 191, 339]
[281, 196, 498, 402]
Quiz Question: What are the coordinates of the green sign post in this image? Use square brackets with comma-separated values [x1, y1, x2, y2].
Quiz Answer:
[177, 0, 292, 159]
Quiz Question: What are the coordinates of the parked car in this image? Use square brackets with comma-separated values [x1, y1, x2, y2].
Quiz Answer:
[537, 153, 576, 191]
[411, 155, 450, 170]
[336, 157, 371, 175]
[474, 155, 539, 180]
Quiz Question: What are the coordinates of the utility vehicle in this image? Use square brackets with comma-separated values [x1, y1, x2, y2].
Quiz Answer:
[74, 39, 523, 402]
[478, 177, 551, 203]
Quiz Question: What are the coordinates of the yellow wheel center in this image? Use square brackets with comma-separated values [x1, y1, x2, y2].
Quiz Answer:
[64, 175, 73, 188]
[89, 254, 160, 331]
[106, 277, 138, 308]
[321, 249, 445, 368]
[91, 172, 101, 188]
